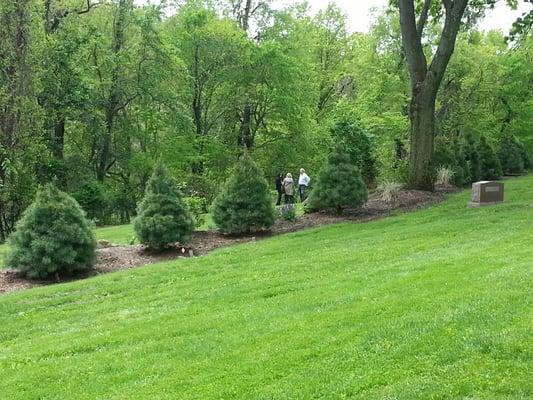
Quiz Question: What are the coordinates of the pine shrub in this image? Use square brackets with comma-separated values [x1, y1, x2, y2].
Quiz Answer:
[478, 135, 503, 180]
[7, 184, 96, 279]
[309, 146, 368, 213]
[463, 134, 482, 183]
[451, 138, 470, 186]
[212, 155, 275, 234]
[330, 120, 377, 187]
[134, 163, 195, 250]
[498, 134, 526, 174]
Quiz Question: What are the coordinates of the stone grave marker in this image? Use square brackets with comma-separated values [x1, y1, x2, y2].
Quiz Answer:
[468, 181, 504, 208]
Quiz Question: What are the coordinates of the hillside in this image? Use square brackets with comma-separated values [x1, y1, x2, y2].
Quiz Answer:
[0, 176, 532, 399]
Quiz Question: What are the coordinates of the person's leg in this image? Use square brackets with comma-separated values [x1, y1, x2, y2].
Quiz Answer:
[276, 191, 282, 206]
[299, 185, 305, 202]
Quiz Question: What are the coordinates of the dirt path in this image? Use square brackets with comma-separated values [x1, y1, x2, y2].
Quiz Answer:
[0, 188, 449, 295]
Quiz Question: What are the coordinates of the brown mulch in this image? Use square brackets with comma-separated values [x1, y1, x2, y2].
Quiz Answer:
[0, 188, 448, 295]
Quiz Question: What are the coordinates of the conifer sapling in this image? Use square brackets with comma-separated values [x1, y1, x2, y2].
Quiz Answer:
[7, 184, 96, 279]
[134, 163, 195, 250]
[212, 155, 275, 234]
[309, 146, 368, 213]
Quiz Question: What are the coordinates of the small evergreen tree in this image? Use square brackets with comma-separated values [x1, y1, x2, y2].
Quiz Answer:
[463, 134, 482, 183]
[452, 138, 470, 186]
[498, 134, 525, 174]
[330, 120, 377, 187]
[134, 163, 194, 250]
[433, 136, 457, 169]
[7, 184, 96, 279]
[518, 141, 531, 170]
[212, 155, 275, 234]
[309, 146, 368, 213]
[478, 135, 503, 180]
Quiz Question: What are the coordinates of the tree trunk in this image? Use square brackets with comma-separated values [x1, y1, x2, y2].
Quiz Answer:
[241, 103, 253, 149]
[398, 0, 468, 190]
[97, 0, 129, 182]
[408, 87, 436, 189]
[52, 117, 65, 160]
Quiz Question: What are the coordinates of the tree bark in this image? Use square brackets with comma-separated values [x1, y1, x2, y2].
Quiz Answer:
[240, 103, 253, 149]
[398, 0, 468, 190]
[97, 0, 130, 182]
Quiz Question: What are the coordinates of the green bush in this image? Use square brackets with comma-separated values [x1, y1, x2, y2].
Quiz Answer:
[133, 163, 195, 250]
[451, 138, 470, 186]
[72, 179, 109, 224]
[464, 134, 482, 183]
[309, 146, 368, 213]
[519, 141, 531, 170]
[278, 204, 296, 221]
[330, 120, 377, 187]
[478, 135, 503, 180]
[6, 184, 96, 279]
[212, 155, 275, 234]
[185, 196, 207, 228]
[498, 134, 526, 174]
[433, 136, 457, 169]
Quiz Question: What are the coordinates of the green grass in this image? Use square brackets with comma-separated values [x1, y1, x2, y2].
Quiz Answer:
[1, 176, 532, 399]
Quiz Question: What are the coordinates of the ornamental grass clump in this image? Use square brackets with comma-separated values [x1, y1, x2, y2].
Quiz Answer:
[7, 184, 96, 279]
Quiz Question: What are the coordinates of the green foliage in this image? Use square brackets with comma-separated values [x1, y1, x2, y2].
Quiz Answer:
[133, 164, 194, 250]
[278, 204, 296, 221]
[330, 119, 378, 187]
[478, 136, 503, 180]
[463, 135, 482, 183]
[212, 155, 275, 235]
[434, 137, 472, 186]
[6, 184, 96, 279]
[451, 138, 470, 186]
[309, 146, 368, 213]
[498, 134, 527, 174]
[72, 180, 109, 224]
[185, 196, 207, 228]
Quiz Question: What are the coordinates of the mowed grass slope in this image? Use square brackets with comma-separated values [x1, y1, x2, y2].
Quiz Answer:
[1, 176, 532, 399]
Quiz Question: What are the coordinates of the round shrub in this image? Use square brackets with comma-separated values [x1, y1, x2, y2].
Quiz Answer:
[309, 146, 368, 213]
[134, 163, 195, 250]
[212, 154, 275, 235]
[7, 184, 96, 279]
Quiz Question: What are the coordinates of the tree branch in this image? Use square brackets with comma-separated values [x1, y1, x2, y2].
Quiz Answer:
[398, 0, 428, 89]
[416, 0, 433, 38]
[427, 0, 468, 91]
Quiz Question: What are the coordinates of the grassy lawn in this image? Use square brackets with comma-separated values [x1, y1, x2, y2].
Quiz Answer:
[0, 176, 531, 399]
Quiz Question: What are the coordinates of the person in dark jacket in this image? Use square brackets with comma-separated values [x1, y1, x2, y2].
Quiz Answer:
[275, 173, 283, 206]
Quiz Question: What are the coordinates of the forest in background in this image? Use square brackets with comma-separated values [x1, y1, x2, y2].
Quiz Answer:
[0, 0, 531, 240]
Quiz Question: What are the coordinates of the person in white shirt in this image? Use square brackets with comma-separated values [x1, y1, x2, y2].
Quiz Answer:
[298, 168, 310, 202]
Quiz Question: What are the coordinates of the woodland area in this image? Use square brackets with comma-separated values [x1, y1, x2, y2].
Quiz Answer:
[0, 0, 532, 242]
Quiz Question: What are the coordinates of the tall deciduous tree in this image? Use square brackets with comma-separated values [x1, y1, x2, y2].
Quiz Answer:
[398, 0, 469, 190]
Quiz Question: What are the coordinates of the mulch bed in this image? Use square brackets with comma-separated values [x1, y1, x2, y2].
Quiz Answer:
[0, 188, 450, 295]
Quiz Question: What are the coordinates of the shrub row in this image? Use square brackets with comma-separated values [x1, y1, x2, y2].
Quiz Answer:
[434, 133, 530, 186]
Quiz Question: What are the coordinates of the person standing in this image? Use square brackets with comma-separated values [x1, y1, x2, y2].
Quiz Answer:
[282, 173, 294, 204]
[298, 168, 310, 202]
[275, 173, 283, 206]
